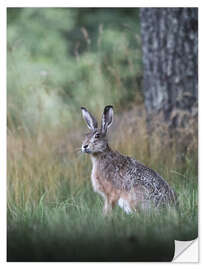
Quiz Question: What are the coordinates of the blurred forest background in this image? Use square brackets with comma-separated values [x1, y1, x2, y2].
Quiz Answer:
[8, 8, 142, 131]
[7, 8, 198, 262]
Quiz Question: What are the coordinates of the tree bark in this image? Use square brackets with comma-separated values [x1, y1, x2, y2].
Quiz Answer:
[140, 8, 198, 129]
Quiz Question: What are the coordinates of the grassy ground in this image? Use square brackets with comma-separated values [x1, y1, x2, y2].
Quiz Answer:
[7, 107, 198, 262]
[7, 181, 197, 262]
[7, 179, 198, 261]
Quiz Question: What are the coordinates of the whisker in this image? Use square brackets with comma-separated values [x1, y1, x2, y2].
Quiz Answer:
[76, 150, 83, 158]
[74, 147, 82, 152]
[74, 147, 83, 156]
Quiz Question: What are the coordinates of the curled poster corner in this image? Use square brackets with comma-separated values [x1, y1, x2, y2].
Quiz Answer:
[173, 239, 198, 262]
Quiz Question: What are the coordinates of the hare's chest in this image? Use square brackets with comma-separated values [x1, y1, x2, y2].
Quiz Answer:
[91, 158, 114, 198]
[91, 165, 106, 198]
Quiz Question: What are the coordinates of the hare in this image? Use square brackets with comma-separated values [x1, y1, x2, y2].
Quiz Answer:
[81, 105, 177, 215]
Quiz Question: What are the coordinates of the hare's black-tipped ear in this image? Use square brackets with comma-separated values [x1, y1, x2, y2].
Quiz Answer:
[101, 105, 113, 134]
[81, 107, 98, 130]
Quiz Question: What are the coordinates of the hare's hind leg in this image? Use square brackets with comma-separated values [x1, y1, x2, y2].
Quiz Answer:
[118, 198, 133, 214]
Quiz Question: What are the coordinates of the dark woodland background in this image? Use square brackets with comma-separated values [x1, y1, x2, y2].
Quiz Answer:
[7, 8, 198, 262]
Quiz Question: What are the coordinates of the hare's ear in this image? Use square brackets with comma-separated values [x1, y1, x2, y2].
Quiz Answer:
[101, 105, 113, 134]
[81, 107, 98, 130]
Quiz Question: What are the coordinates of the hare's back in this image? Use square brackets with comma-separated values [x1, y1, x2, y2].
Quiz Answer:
[130, 159, 177, 206]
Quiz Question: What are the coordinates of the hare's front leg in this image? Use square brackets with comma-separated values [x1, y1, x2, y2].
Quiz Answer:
[103, 195, 118, 216]
[103, 197, 112, 216]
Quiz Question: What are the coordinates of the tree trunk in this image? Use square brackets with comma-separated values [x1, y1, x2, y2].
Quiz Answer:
[140, 8, 198, 129]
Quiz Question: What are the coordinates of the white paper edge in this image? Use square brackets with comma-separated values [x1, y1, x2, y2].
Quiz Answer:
[173, 238, 199, 262]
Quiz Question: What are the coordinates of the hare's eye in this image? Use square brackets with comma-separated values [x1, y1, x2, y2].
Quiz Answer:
[95, 133, 100, 139]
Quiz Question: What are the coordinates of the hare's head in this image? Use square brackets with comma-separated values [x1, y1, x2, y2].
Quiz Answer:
[81, 105, 113, 154]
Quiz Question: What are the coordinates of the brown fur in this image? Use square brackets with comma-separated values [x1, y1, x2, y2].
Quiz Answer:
[81, 106, 177, 215]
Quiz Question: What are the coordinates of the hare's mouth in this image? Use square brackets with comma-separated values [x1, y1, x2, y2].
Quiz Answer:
[84, 148, 91, 154]
[82, 145, 91, 154]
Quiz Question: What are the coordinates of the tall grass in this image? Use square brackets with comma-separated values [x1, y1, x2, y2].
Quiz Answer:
[7, 105, 198, 261]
